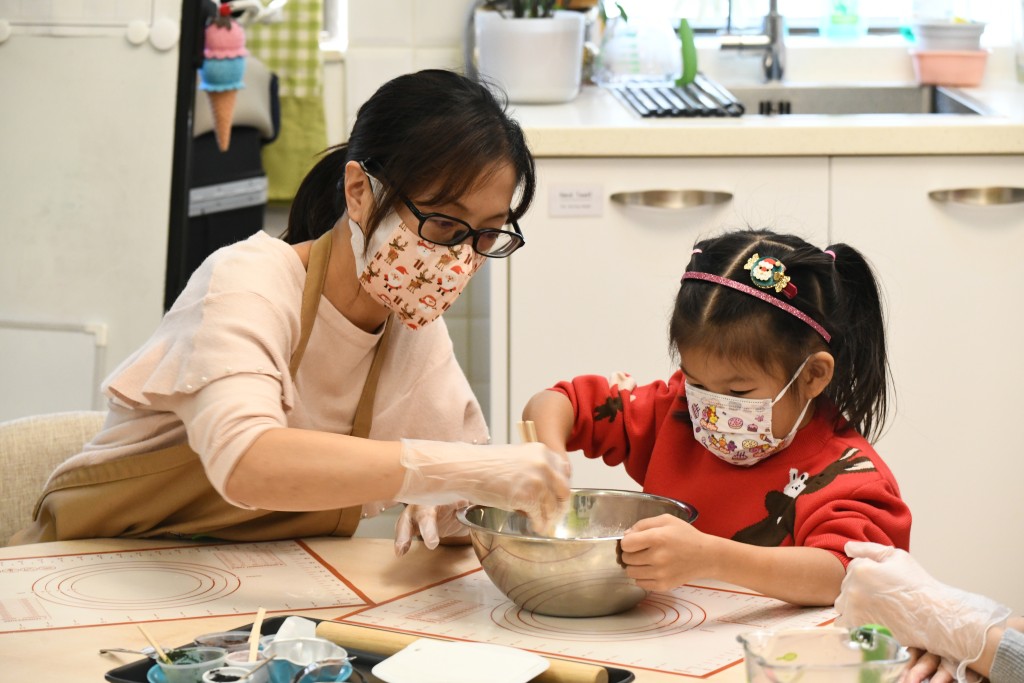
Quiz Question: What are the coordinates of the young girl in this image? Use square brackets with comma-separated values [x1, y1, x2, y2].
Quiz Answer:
[523, 229, 911, 606]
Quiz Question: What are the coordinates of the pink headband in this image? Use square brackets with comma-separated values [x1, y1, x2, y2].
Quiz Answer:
[682, 271, 832, 343]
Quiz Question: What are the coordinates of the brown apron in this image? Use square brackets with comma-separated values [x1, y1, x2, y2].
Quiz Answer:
[11, 231, 393, 544]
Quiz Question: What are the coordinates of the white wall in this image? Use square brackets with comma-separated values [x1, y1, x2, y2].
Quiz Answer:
[344, 0, 472, 128]
[0, 5, 181, 421]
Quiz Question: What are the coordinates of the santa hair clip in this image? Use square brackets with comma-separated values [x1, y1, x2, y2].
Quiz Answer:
[744, 253, 798, 299]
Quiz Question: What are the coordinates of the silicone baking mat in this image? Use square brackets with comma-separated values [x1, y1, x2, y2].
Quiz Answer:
[340, 569, 836, 679]
[0, 541, 365, 632]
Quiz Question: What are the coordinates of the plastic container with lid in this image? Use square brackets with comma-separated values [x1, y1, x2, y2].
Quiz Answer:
[594, 3, 681, 86]
[910, 19, 986, 51]
[910, 49, 989, 87]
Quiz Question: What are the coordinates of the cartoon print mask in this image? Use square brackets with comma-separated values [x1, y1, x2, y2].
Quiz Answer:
[349, 211, 484, 330]
[684, 358, 812, 466]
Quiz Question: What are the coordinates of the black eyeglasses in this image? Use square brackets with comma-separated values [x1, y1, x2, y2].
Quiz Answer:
[360, 160, 525, 258]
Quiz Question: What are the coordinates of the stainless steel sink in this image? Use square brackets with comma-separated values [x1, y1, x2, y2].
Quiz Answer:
[723, 83, 991, 116]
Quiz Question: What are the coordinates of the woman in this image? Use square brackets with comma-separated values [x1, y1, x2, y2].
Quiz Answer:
[12, 70, 570, 552]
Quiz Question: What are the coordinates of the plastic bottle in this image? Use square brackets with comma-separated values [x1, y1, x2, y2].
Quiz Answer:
[820, 0, 867, 40]
[594, 4, 681, 84]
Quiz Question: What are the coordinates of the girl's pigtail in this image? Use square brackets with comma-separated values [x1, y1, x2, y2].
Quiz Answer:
[282, 144, 350, 245]
[826, 242, 891, 442]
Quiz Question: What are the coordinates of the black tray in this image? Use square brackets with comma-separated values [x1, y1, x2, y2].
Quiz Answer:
[104, 615, 635, 683]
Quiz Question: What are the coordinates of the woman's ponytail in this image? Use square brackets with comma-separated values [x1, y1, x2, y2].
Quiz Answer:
[282, 144, 349, 245]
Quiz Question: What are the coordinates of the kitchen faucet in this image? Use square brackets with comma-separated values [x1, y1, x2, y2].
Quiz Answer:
[720, 0, 786, 82]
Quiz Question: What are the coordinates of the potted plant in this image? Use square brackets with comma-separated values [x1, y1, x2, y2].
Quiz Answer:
[473, 0, 589, 104]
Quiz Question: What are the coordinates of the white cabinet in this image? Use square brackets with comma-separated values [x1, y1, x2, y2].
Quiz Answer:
[831, 155, 1024, 608]
[501, 157, 830, 490]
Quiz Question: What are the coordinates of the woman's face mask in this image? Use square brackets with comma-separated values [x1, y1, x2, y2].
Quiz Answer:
[350, 211, 484, 330]
[684, 357, 812, 466]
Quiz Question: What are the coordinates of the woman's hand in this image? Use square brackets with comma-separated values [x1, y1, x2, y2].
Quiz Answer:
[619, 514, 716, 591]
[394, 502, 470, 557]
[396, 440, 571, 535]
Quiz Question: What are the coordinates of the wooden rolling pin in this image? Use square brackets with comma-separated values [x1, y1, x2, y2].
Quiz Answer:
[316, 620, 610, 683]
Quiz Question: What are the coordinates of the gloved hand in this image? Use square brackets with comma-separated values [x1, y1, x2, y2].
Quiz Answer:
[835, 541, 1010, 682]
[393, 502, 470, 557]
[396, 439, 571, 535]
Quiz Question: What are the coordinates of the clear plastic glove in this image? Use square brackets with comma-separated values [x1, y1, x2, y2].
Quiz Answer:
[396, 439, 571, 535]
[393, 502, 470, 557]
[835, 541, 1010, 682]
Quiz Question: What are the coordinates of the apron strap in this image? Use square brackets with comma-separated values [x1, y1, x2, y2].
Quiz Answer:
[288, 228, 394, 533]
[351, 318, 393, 439]
[289, 229, 333, 379]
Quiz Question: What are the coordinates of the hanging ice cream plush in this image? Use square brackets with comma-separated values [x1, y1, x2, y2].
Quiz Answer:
[199, 3, 247, 152]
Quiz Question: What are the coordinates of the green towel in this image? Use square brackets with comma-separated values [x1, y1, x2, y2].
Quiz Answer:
[246, 0, 328, 202]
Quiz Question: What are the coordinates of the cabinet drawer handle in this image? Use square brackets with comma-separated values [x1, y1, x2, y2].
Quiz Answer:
[928, 187, 1024, 206]
[610, 190, 733, 210]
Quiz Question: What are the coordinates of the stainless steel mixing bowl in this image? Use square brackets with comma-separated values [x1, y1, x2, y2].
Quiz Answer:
[457, 488, 698, 618]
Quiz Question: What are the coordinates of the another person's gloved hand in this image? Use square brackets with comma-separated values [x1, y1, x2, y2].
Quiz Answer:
[393, 502, 470, 557]
[835, 541, 1010, 681]
[396, 439, 571, 536]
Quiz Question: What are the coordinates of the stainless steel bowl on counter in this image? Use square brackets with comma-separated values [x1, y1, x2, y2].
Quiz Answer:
[457, 488, 698, 618]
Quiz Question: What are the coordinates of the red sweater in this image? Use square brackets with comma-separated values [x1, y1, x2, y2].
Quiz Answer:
[552, 371, 911, 566]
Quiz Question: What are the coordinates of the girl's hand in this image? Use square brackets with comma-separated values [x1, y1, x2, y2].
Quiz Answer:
[901, 649, 941, 683]
[619, 514, 715, 590]
[898, 648, 976, 683]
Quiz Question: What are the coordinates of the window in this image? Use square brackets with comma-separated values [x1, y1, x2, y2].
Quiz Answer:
[612, 0, 1013, 42]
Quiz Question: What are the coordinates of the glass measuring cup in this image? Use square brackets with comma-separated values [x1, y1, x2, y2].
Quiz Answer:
[737, 626, 910, 683]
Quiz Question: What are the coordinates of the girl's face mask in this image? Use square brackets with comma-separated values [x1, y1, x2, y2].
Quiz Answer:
[350, 210, 484, 330]
[684, 357, 811, 467]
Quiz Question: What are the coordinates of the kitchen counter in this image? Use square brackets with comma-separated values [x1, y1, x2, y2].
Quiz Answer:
[509, 81, 1024, 157]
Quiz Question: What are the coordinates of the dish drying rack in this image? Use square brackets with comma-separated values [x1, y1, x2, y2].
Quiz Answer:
[604, 73, 745, 118]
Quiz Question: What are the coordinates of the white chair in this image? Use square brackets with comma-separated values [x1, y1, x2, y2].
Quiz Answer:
[0, 411, 107, 545]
